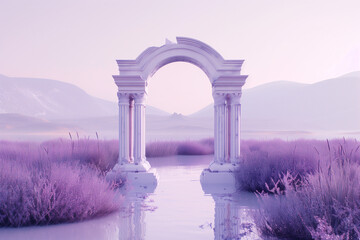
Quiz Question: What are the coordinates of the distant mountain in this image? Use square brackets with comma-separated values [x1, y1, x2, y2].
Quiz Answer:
[0, 74, 168, 120]
[189, 104, 213, 119]
[191, 72, 360, 131]
[0, 113, 77, 133]
[1, 72, 359, 141]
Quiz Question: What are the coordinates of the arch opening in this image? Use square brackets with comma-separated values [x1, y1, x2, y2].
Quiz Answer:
[147, 62, 212, 116]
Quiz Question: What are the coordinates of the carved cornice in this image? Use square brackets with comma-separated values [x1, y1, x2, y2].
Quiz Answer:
[213, 75, 247, 87]
[212, 75, 247, 97]
[113, 75, 147, 95]
[114, 37, 246, 83]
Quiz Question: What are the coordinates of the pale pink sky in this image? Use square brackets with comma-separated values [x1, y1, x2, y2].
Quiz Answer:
[0, 0, 359, 115]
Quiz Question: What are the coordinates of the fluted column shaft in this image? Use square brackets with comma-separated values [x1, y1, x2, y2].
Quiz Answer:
[118, 93, 130, 164]
[225, 97, 231, 163]
[229, 95, 241, 164]
[214, 94, 226, 164]
[133, 94, 146, 164]
[129, 99, 134, 162]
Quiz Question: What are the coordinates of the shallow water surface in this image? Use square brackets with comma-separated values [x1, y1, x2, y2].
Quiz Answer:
[0, 155, 261, 240]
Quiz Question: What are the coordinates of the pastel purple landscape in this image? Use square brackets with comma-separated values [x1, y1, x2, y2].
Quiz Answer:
[1, 1, 360, 240]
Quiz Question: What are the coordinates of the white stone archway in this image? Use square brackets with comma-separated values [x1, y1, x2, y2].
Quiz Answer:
[111, 37, 247, 182]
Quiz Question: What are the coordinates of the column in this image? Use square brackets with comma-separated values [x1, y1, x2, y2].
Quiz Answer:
[229, 94, 241, 164]
[118, 92, 130, 164]
[129, 98, 134, 162]
[133, 93, 149, 170]
[225, 96, 231, 163]
[213, 94, 226, 164]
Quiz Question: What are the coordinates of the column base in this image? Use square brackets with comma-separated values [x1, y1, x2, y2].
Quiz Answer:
[106, 165, 158, 192]
[123, 169, 158, 192]
[208, 161, 240, 172]
[200, 169, 238, 194]
[114, 160, 151, 172]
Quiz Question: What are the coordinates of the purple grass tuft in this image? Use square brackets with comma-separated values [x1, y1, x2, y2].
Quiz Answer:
[0, 139, 122, 227]
[41, 138, 119, 173]
[254, 139, 360, 239]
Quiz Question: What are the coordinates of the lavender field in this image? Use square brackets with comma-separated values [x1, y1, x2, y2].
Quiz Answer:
[0, 138, 121, 227]
[1, 137, 360, 239]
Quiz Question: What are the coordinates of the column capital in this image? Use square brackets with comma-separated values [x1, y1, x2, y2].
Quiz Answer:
[117, 92, 130, 104]
[134, 92, 147, 104]
[228, 92, 242, 105]
[213, 93, 226, 105]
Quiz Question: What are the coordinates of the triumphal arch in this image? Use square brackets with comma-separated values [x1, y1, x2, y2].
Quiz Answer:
[110, 37, 247, 187]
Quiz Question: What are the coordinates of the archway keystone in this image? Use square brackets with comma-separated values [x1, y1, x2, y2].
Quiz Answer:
[111, 37, 247, 184]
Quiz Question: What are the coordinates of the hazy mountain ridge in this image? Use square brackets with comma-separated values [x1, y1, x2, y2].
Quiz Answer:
[0, 74, 168, 119]
[0, 74, 115, 119]
[243, 72, 360, 131]
[0, 72, 359, 141]
[193, 72, 360, 131]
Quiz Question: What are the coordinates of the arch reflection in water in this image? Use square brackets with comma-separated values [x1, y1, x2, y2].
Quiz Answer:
[201, 183, 261, 240]
[118, 188, 156, 240]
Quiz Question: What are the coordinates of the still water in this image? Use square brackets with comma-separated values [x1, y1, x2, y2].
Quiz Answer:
[0, 155, 262, 240]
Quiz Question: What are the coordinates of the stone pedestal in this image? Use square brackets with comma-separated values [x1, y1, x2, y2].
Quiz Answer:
[107, 165, 158, 191]
[200, 169, 237, 194]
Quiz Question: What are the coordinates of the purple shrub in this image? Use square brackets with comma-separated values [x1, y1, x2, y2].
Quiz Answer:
[145, 138, 214, 157]
[177, 141, 213, 155]
[199, 138, 214, 149]
[0, 141, 39, 162]
[255, 140, 360, 239]
[237, 139, 322, 192]
[41, 138, 119, 173]
[0, 139, 122, 227]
